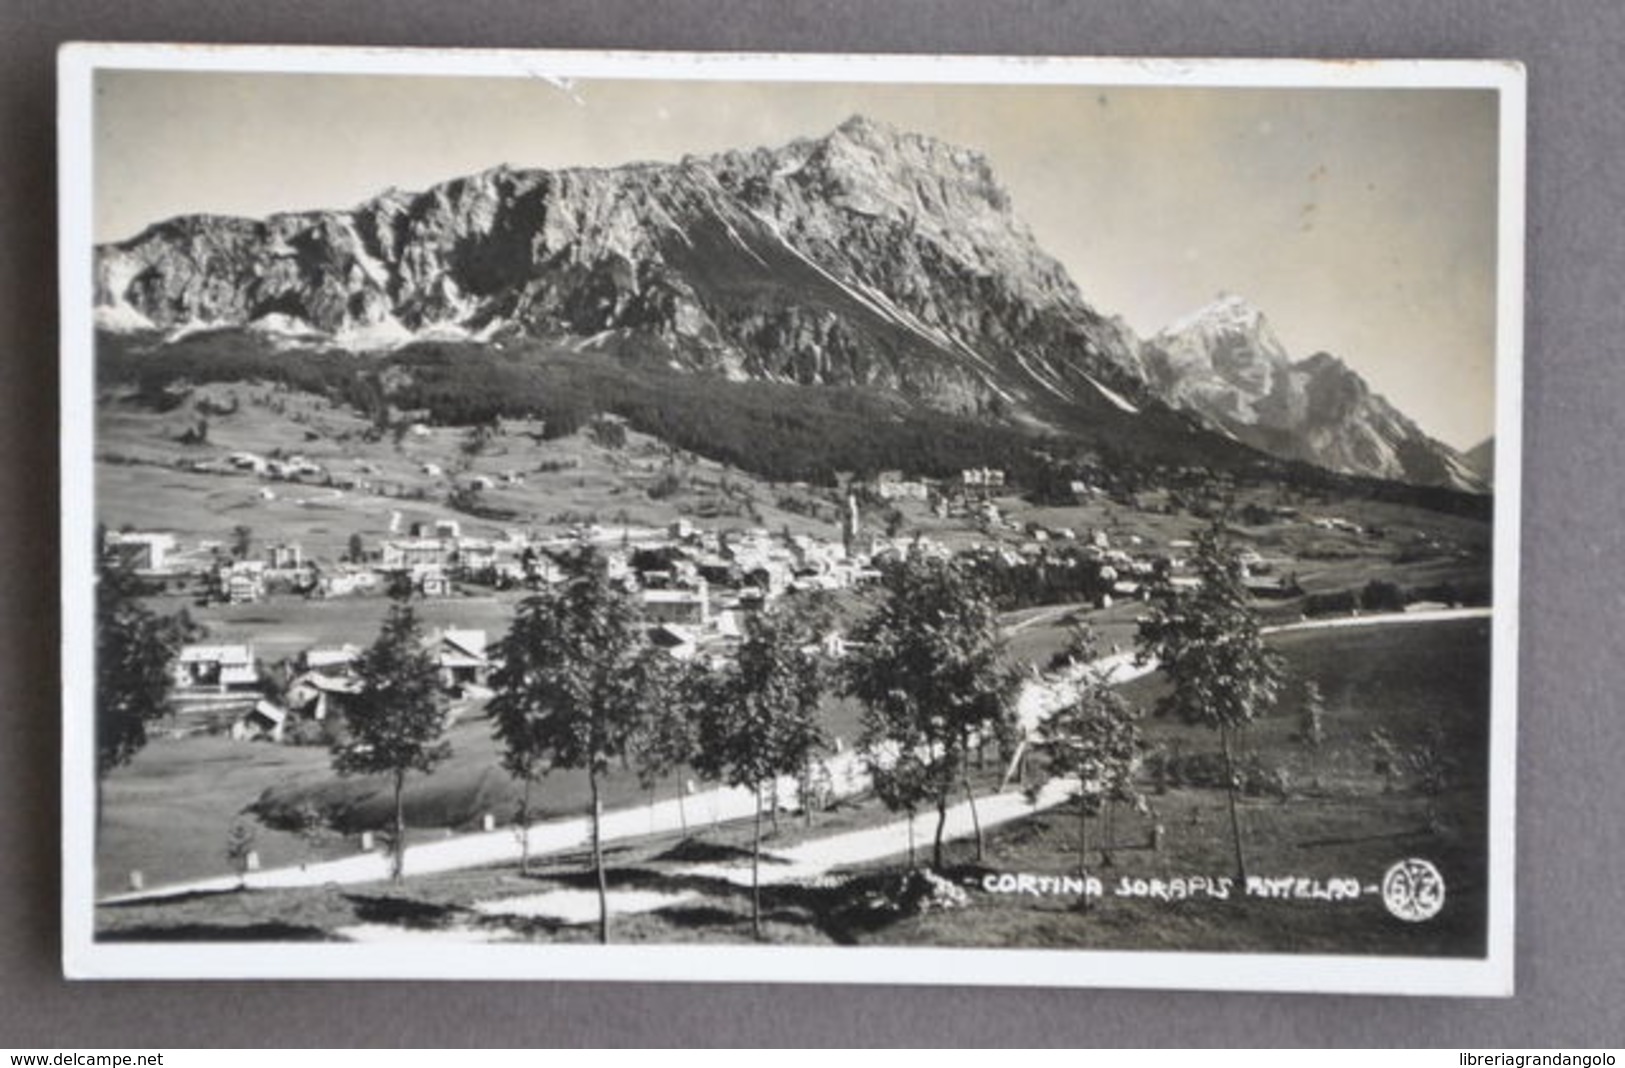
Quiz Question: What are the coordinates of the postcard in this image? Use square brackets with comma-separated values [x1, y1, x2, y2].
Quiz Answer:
[60, 44, 1524, 993]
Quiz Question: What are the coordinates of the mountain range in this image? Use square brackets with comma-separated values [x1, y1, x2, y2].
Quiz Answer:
[1142, 294, 1484, 491]
[94, 114, 1484, 493]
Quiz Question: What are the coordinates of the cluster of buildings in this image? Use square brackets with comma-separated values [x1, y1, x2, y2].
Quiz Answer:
[134, 510, 905, 743]
[1307, 515, 1366, 535]
[871, 467, 1006, 505]
[111, 458, 1318, 746]
[192, 442, 533, 498]
[172, 628, 495, 744]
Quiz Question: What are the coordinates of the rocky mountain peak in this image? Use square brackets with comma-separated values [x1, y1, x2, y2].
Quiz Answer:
[814, 114, 1008, 213]
[89, 117, 1479, 494]
[1145, 298, 1482, 492]
[1295, 350, 1362, 388]
[1145, 292, 1291, 418]
[95, 116, 1151, 420]
[1156, 293, 1287, 364]
[1463, 437, 1495, 485]
[830, 112, 902, 143]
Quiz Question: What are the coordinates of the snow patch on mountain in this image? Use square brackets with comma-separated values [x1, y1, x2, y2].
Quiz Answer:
[1085, 374, 1140, 414]
[248, 312, 319, 337]
[333, 314, 415, 351]
[95, 302, 156, 333]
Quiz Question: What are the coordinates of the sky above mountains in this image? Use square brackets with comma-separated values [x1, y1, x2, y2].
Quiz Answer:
[93, 68, 1502, 448]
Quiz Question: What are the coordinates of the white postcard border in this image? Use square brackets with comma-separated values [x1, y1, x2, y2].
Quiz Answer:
[58, 43, 1526, 995]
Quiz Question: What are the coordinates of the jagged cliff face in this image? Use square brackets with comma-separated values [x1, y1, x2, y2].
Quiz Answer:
[1143, 294, 1485, 492]
[1463, 437, 1495, 486]
[96, 115, 1147, 422]
[95, 117, 1483, 493]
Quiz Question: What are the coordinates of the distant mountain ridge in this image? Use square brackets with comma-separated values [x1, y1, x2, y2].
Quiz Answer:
[1142, 294, 1485, 493]
[1463, 437, 1495, 485]
[95, 115, 1482, 493]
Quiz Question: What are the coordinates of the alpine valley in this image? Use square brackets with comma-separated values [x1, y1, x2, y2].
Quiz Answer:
[94, 115, 1484, 498]
[89, 108, 1499, 958]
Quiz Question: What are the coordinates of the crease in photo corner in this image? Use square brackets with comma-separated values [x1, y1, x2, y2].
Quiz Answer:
[56, 42, 1525, 994]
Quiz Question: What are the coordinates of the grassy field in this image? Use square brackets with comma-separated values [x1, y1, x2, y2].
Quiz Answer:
[98, 617, 1492, 956]
[91, 374, 1496, 949]
[95, 683, 872, 898]
[868, 616, 1493, 956]
[145, 589, 527, 664]
[97, 381, 845, 562]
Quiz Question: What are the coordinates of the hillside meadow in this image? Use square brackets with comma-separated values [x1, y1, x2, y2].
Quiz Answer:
[98, 616, 1491, 956]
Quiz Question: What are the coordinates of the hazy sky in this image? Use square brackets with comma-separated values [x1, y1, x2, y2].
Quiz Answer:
[95, 69, 1503, 448]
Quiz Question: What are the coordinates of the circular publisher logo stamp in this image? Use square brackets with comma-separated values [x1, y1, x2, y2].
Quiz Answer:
[1382, 858, 1446, 922]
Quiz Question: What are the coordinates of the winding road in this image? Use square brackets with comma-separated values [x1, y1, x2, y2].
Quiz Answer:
[100, 606, 1491, 912]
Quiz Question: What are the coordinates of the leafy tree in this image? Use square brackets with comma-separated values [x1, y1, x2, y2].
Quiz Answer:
[332, 602, 451, 882]
[1297, 681, 1327, 751]
[96, 559, 197, 800]
[1360, 579, 1406, 613]
[627, 654, 707, 840]
[647, 468, 683, 500]
[1030, 626, 1143, 900]
[288, 799, 330, 870]
[870, 745, 935, 869]
[231, 523, 254, 560]
[488, 547, 655, 942]
[460, 420, 496, 466]
[1405, 724, 1456, 832]
[588, 416, 627, 450]
[347, 532, 366, 565]
[693, 605, 827, 940]
[225, 818, 258, 889]
[488, 669, 548, 877]
[845, 555, 1020, 870]
[1368, 727, 1402, 793]
[1136, 517, 1282, 881]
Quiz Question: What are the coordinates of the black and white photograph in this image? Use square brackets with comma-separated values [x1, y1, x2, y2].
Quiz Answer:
[60, 46, 1524, 993]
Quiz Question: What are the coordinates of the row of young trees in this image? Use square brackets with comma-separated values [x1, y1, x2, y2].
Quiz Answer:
[94, 562, 200, 793]
[847, 557, 1020, 870]
[1135, 520, 1284, 882]
[95, 516, 1282, 937]
[330, 549, 836, 943]
[335, 547, 1030, 943]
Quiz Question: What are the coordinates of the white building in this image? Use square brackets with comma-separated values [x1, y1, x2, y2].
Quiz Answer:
[104, 531, 177, 572]
[641, 584, 711, 627]
[435, 629, 490, 690]
[174, 644, 259, 692]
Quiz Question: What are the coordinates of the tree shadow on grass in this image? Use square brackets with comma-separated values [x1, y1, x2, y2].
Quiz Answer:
[521, 862, 751, 896]
[486, 853, 975, 945]
[343, 892, 467, 930]
[473, 913, 569, 940]
[651, 836, 797, 866]
[656, 904, 743, 930]
[98, 922, 336, 942]
[509, 842, 641, 877]
[1294, 825, 1437, 850]
[623, 866, 940, 945]
[802, 866, 988, 945]
[100, 887, 243, 910]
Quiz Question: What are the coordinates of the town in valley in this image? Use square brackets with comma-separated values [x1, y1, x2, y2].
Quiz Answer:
[84, 82, 1503, 958]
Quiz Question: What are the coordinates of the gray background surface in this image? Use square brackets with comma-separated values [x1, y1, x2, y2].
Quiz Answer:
[4, 0, 1620, 1047]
